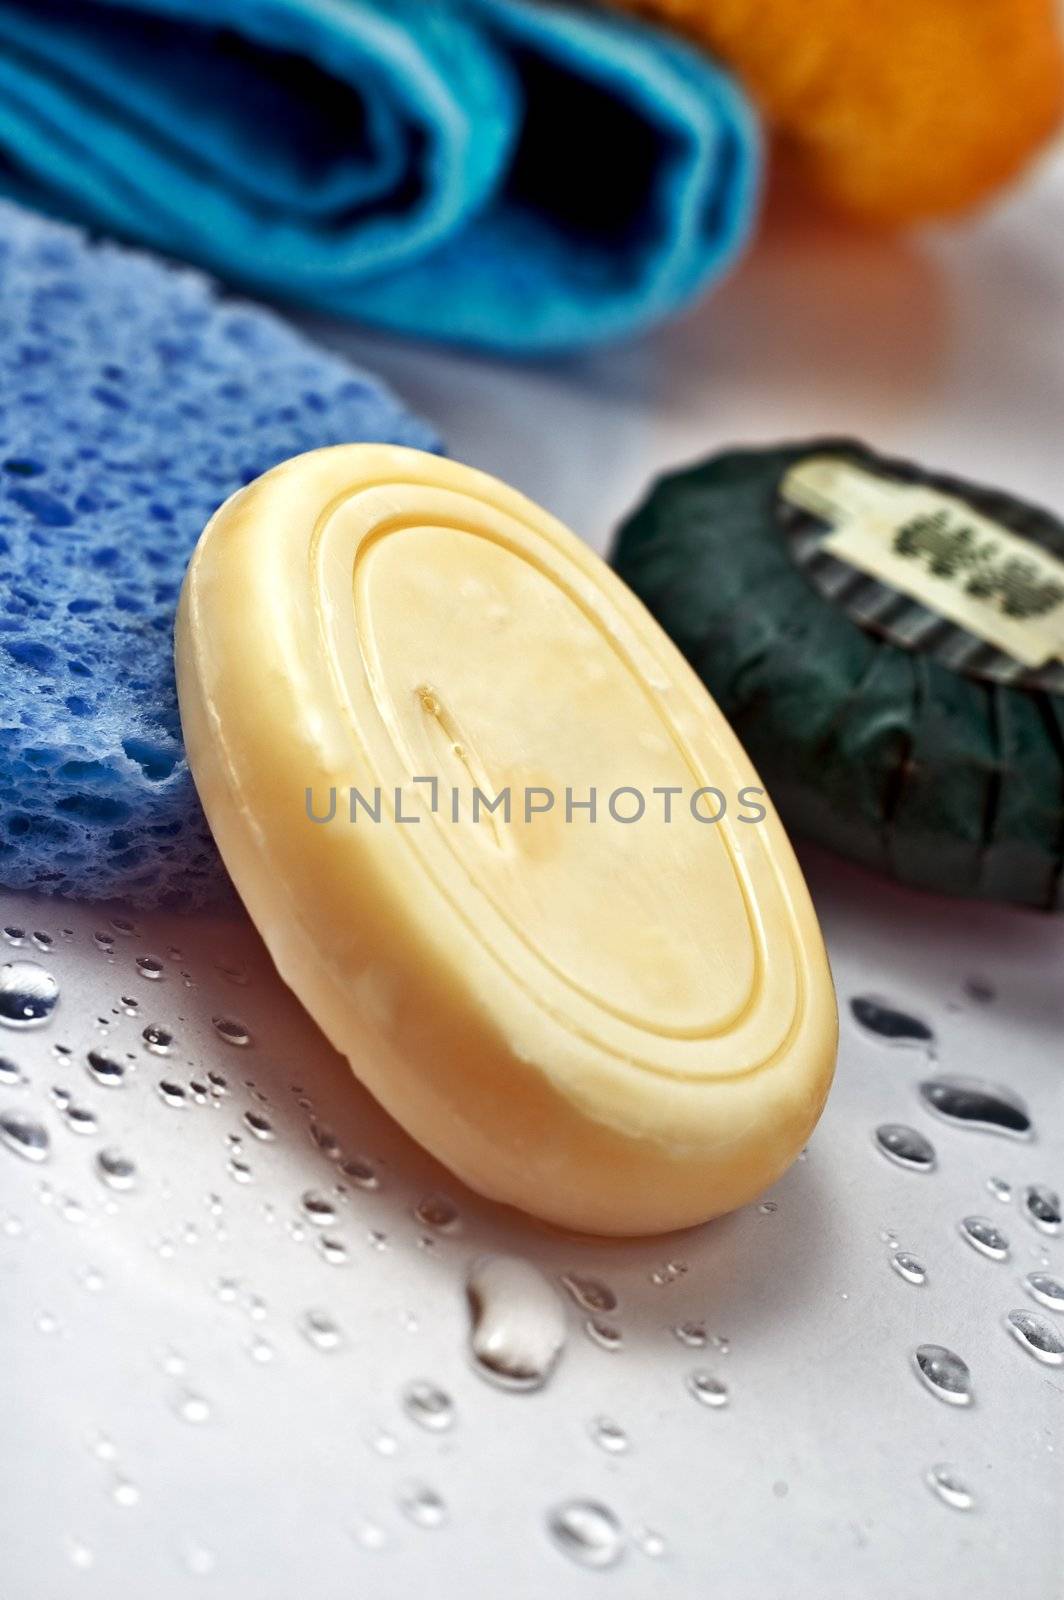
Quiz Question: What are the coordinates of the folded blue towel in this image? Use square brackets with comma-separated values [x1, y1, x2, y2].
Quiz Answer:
[0, 199, 439, 909]
[0, 0, 760, 352]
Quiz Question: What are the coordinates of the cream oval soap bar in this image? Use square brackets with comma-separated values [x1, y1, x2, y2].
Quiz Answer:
[175, 446, 837, 1235]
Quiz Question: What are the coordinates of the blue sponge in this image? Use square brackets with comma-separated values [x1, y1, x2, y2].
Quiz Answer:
[0, 199, 439, 908]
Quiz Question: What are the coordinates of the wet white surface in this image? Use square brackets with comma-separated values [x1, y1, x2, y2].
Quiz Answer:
[3, 142, 1064, 1600]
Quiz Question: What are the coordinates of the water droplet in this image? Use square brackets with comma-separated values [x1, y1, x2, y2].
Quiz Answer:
[65, 1537, 95, 1570]
[317, 1234, 348, 1266]
[0, 1109, 50, 1162]
[649, 1259, 687, 1286]
[398, 1482, 447, 1529]
[79, 1266, 105, 1293]
[308, 1121, 341, 1159]
[142, 1025, 172, 1055]
[31, 931, 53, 952]
[207, 1071, 228, 1096]
[560, 1273, 617, 1314]
[248, 1334, 274, 1363]
[850, 996, 933, 1045]
[1024, 1272, 1064, 1311]
[548, 1500, 624, 1569]
[672, 1319, 708, 1347]
[414, 1194, 459, 1232]
[340, 1154, 378, 1189]
[86, 1049, 126, 1087]
[890, 1252, 927, 1285]
[589, 1416, 629, 1453]
[0, 960, 59, 1028]
[466, 1254, 566, 1392]
[874, 1124, 936, 1171]
[36, 1309, 60, 1334]
[758, 1200, 778, 1215]
[918, 1077, 1032, 1139]
[687, 1370, 729, 1408]
[301, 1190, 337, 1226]
[634, 1527, 667, 1559]
[112, 1478, 140, 1508]
[2, 926, 25, 947]
[959, 1216, 1010, 1261]
[173, 1390, 212, 1425]
[158, 1079, 189, 1109]
[1023, 1184, 1062, 1236]
[584, 1319, 623, 1352]
[912, 1344, 972, 1405]
[1004, 1308, 1064, 1366]
[95, 1148, 137, 1191]
[241, 1110, 273, 1142]
[402, 1380, 455, 1432]
[0, 1055, 24, 1085]
[63, 1103, 98, 1136]
[111, 918, 138, 937]
[987, 1176, 1012, 1202]
[926, 1464, 974, 1511]
[213, 1017, 251, 1047]
[300, 1309, 343, 1351]
[228, 1156, 252, 1183]
[135, 955, 164, 980]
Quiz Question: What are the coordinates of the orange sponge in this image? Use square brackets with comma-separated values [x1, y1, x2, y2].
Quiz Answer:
[611, 0, 1064, 224]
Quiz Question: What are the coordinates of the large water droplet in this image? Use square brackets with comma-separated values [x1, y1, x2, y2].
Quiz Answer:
[135, 955, 164, 980]
[1004, 1309, 1064, 1366]
[918, 1077, 1032, 1139]
[548, 1500, 624, 1570]
[1023, 1184, 1061, 1235]
[0, 961, 59, 1028]
[466, 1254, 565, 1392]
[925, 1464, 974, 1511]
[850, 996, 933, 1045]
[95, 1148, 137, 1191]
[959, 1216, 1009, 1261]
[912, 1344, 972, 1405]
[86, 1049, 126, 1088]
[687, 1370, 729, 1408]
[243, 1111, 274, 1142]
[1024, 1272, 1064, 1312]
[560, 1273, 617, 1314]
[402, 1381, 455, 1433]
[874, 1124, 936, 1171]
[0, 1109, 50, 1162]
[890, 1252, 927, 1285]
[142, 1025, 172, 1056]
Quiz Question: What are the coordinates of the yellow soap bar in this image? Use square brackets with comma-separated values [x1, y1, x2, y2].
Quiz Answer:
[176, 446, 837, 1235]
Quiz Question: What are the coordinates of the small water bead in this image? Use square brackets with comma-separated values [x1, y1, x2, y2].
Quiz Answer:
[548, 1500, 624, 1570]
[157, 1080, 188, 1108]
[228, 1157, 253, 1183]
[353, 1520, 388, 1552]
[890, 1252, 927, 1285]
[673, 1320, 708, 1348]
[301, 1190, 337, 1226]
[112, 1478, 140, 1508]
[649, 1259, 687, 1286]
[560, 1273, 617, 1314]
[300, 1309, 344, 1351]
[926, 1464, 975, 1511]
[248, 1335, 274, 1363]
[207, 1071, 228, 1096]
[86, 1049, 126, 1088]
[414, 1194, 459, 1232]
[987, 1176, 1012, 1203]
[367, 1228, 388, 1251]
[589, 1416, 629, 1454]
[120, 995, 139, 1014]
[758, 1200, 778, 1215]
[0, 961, 60, 1028]
[79, 1266, 105, 1293]
[959, 1216, 1010, 1261]
[466, 1254, 566, 1391]
[308, 1121, 341, 1159]
[0, 1110, 50, 1163]
[584, 1319, 623, 1352]
[874, 1124, 936, 1172]
[850, 996, 933, 1045]
[243, 1110, 274, 1141]
[1023, 1184, 1062, 1236]
[402, 1380, 455, 1433]
[63, 1103, 98, 1137]
[912, 1345, 972, 1406]
[135, 955, 164, 980]
[142, 1025, 172, 1056]
[66, 1538, 95, 1571]
[918, 1077, 1032, 1139]
[173, 1391, 212, 1425]
[61, 1195, 86, 1224]
[318, 1235, 349, 1266]
[96, 1148, 137, 1191]
[688, 1370, 729, 1408]
[0, 1055, 24, 1085]
[372, 1429, 399, 1457]
[634, 1528, 667, 1559]
[398, 1483, 447, 1529]
[1004, 1309, 1064, 1366]
[212, 1016, 251, 1047]
[1024, 1272, 1064, 1311]
[111, 918, 138, 937]
[36, 1309, 60, 1335]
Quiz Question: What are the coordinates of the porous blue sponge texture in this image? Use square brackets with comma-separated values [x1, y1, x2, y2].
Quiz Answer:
[0, 199, 440, 908]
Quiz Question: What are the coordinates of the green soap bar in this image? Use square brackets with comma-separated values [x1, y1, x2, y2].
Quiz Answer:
[612, 440, 1064, 909]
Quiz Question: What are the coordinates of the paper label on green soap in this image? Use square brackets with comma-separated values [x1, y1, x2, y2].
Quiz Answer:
[781, 456, 1064, 671]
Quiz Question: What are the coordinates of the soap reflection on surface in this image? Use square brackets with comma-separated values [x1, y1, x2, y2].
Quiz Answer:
[0, 849, 1062, 1599]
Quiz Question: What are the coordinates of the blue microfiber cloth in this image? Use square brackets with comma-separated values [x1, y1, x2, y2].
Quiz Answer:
[0, 198, 439, 909]
[0, 0, 760, 353]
